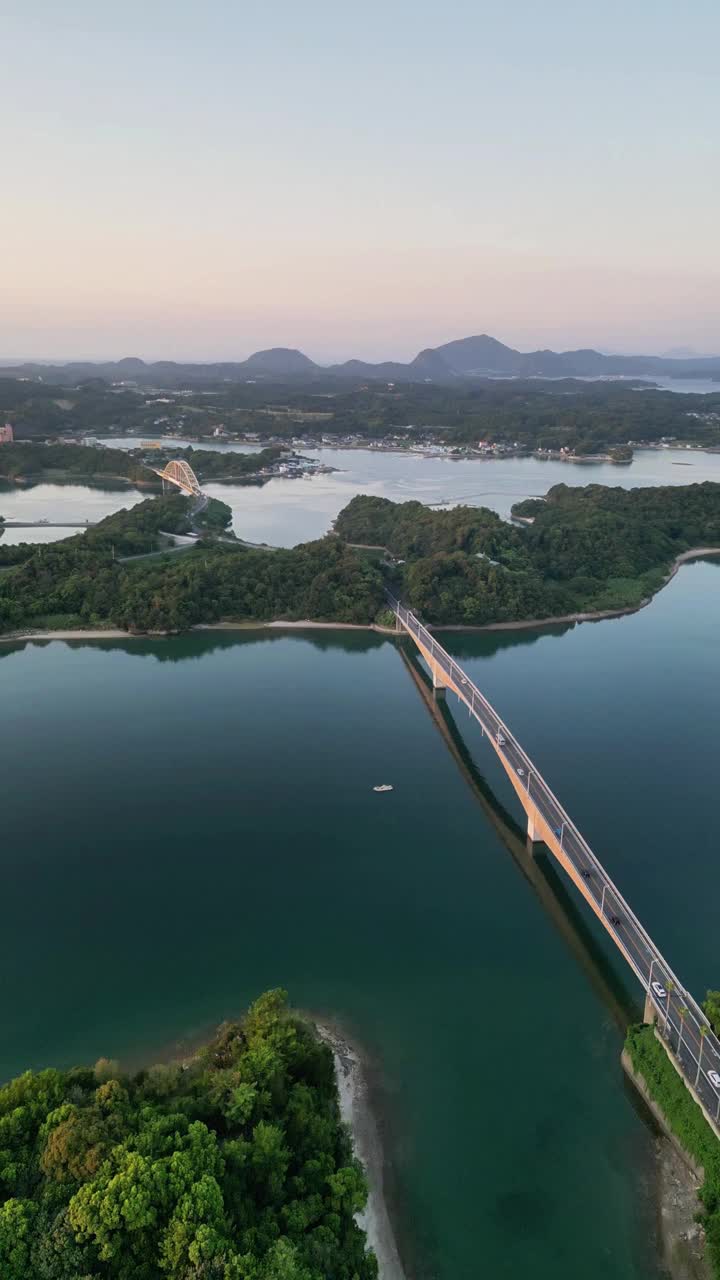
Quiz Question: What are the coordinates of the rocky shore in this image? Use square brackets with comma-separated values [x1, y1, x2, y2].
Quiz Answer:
[657, 1137, 711, 1280]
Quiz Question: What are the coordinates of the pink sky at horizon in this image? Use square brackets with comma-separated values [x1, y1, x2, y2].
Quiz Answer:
[4, 0, 719, 363]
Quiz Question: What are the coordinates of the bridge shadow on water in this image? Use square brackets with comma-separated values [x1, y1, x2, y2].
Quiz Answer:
[399, 642, 641, 1034]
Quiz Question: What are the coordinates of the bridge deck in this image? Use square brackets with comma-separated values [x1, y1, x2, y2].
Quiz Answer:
[390, 595, 720, 1130]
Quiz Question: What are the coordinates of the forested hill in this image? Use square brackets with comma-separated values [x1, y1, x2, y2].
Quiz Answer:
[2, 483, 720, 635]
[335, 484, 720, 624]
[0, 496, 386, 633]
[0, 990, 377, 1280]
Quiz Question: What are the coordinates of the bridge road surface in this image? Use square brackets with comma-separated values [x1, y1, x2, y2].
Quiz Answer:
[389, 595, 720, 1127]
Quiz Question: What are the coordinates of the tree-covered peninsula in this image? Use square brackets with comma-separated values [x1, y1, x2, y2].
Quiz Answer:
[0, 496, 385, 633]
[0, 442, 289, 488]
[336, 483, 720, 624]
[0, 990, 376, 1280]
[1, 482, 720, 634]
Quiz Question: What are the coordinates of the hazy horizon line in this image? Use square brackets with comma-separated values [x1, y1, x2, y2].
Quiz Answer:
[2, 335, 719, 367]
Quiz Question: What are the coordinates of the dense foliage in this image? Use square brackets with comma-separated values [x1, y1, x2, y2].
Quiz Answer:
[625, 1024, 720, 1277]
[0, 497, 384, 633]
[178, 448, 285, 482]
[194, 500, 234, 533]
[336, 485, 720, 625]
[0, 442, 150, 485]
[0, 990, 376, 1280]
[3, 373, 720, 454]
[3, 482, 720, 634]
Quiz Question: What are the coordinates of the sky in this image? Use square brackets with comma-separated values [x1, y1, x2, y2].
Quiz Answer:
[3, 0, 719, 362]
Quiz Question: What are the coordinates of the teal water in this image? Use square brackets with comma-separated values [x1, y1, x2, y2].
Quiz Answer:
[2, 561, 720, 1277]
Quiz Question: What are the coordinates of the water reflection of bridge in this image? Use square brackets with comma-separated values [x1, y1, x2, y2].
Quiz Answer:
[400, 646, 636, 1034]
[391, 594, 720, 1134]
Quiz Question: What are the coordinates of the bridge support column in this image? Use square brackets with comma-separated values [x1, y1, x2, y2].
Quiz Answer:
[644, 991, 656, 1025]
[526, 808, 544, 856]
[431, 663, 448, 699]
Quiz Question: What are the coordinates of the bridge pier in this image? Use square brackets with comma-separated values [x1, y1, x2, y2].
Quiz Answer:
[526, 808, 544, 856]
[431, 664, 448, 699]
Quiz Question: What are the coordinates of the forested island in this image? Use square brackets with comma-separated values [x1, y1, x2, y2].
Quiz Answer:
[0, 442, 295, 488]
[1, 483, 720, 635]
[0, 989, 376, 1280]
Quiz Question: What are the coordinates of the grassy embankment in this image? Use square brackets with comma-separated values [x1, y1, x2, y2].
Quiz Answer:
[625, 1024, 720, 1275]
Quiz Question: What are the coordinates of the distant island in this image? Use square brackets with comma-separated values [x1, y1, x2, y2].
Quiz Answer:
[0, 989, 378, 1280]
[2, 471, 720, 635]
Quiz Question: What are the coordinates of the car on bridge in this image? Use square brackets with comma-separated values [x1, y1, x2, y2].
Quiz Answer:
[708, 1070, 720, 1088]
[651, 981, 667, 1000]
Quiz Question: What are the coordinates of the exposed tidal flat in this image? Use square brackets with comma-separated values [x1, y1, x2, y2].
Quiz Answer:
[2, 560, 720, 1278]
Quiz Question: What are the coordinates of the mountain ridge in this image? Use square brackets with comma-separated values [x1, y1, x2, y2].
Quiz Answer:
[3, 334, 720, 386]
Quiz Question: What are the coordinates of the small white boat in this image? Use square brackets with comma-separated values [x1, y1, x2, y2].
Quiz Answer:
[373, 784, 394, 793]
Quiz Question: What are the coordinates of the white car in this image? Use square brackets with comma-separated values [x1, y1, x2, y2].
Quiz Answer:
[497, 734, 506, 746]
[651, 981, 667, 1000]
[708, 1070, 720, 1089]
[517, 767, 525, 777]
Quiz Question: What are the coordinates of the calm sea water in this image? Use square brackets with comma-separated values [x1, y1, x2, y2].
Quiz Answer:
[4, 446, 720, 547]
[2, 559, 719, 1278]
[0, 481, 147, 544]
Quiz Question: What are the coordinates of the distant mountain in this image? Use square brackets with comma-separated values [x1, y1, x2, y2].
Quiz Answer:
[3, 335, 720, 387]
[242, 347, 317, 375]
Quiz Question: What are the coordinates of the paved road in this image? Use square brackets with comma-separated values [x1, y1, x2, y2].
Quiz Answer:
[389, 595, 720, 1125]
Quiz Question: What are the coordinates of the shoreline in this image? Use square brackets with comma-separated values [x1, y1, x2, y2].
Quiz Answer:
[2, 547, 719, 647]
[433, 546, 720, 633]
[657, 1137, 711, 1280]
[116, 437, 720, 460]
[315, 1022, 408, 1280]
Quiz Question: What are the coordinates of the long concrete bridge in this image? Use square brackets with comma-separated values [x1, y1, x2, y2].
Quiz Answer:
[389, 594, 720, 1133]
